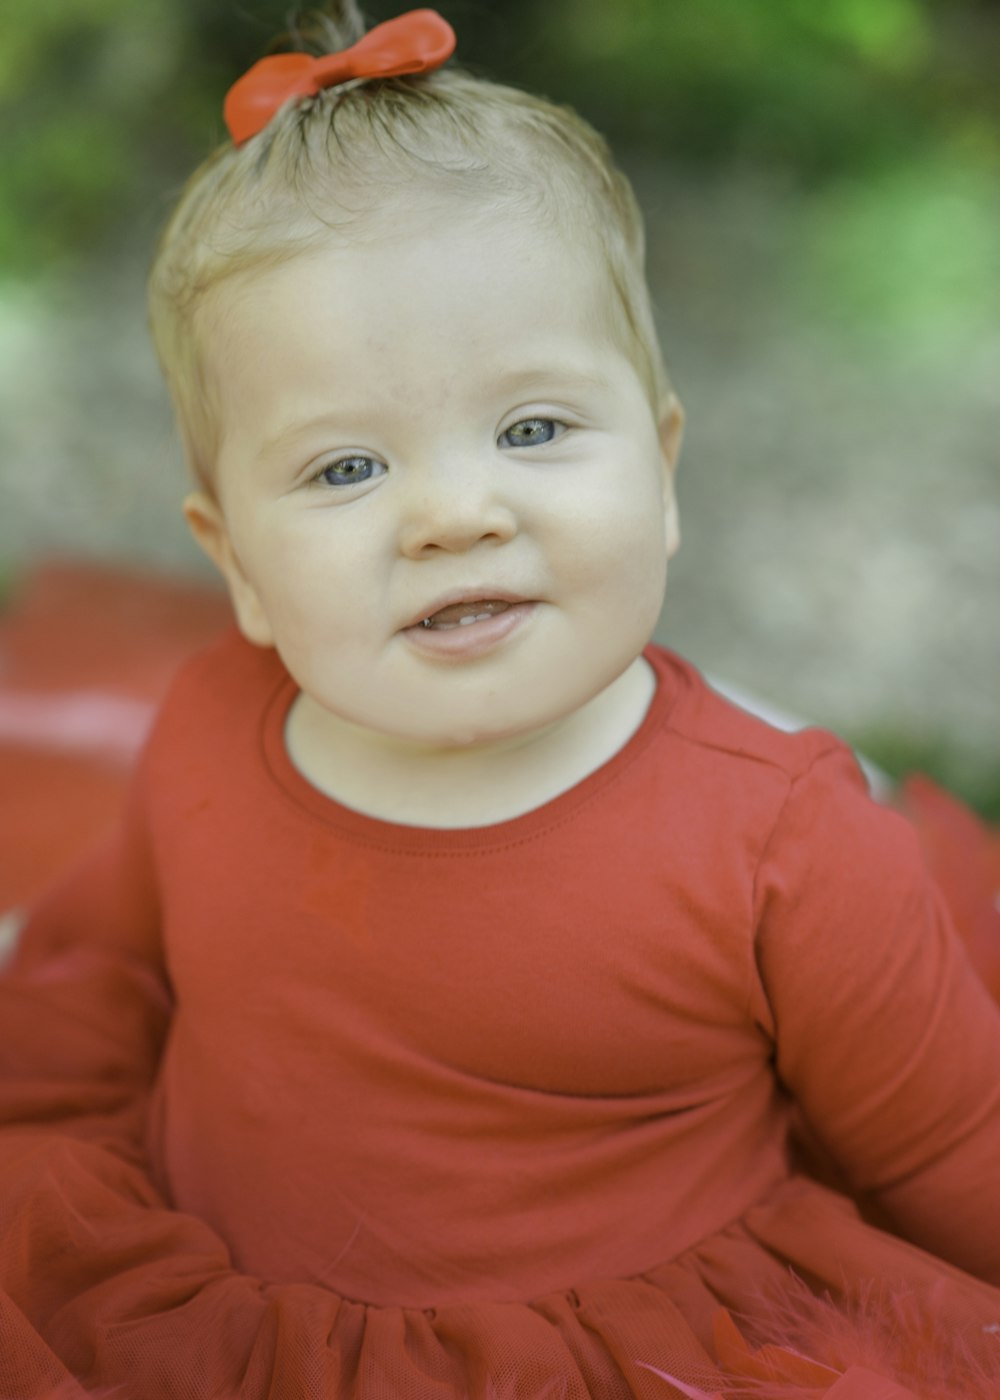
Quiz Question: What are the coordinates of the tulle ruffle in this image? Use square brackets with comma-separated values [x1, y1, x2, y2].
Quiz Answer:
[7, 1175, 1000, 1399]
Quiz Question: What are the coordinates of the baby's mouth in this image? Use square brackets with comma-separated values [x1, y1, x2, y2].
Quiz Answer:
[419, 599, 512, 631]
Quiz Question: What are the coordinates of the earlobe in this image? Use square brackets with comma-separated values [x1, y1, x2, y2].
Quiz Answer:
[182, 491, 275, 647]
[658, 392, 685, 474]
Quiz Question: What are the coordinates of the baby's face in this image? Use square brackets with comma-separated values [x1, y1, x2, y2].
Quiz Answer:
[186, 205, 681, 751]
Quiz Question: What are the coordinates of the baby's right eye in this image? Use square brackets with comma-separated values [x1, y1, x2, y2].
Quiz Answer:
[313, 455, 386, 487]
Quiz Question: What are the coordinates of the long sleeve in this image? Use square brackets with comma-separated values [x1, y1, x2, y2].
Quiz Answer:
[2, 765, 168, 1145]
[751, 742, 1000, 1284]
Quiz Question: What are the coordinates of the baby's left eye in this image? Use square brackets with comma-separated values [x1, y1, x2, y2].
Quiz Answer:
[499, 418, 562, 449]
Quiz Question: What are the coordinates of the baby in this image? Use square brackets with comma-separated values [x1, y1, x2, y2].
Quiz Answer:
[3, 7, 1000, 1399]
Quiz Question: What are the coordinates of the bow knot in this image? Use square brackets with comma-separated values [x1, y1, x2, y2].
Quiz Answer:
[224, 9, 456, 146]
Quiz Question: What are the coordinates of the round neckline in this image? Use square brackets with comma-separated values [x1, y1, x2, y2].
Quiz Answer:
[259, 644, 687, 852]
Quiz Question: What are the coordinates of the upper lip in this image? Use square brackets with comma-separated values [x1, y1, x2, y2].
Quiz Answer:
[401, 588, 535, 631]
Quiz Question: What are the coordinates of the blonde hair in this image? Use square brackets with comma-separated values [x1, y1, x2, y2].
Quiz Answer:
[148, 2, 670, 487]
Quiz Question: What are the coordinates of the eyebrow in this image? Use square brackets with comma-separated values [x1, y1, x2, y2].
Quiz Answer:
[491, 365, 609, 395]
[257, 365, 609, 460]
[256, 414, 351, 461]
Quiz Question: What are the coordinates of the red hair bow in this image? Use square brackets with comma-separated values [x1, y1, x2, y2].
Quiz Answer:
[224, 9, 457, 146]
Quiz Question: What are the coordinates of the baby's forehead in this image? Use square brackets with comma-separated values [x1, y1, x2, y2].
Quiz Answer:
[195, 204, 645, 455]
[201, 235, 657, 472]
[199, 187, 616, 339]
[200, 204, 616, 364]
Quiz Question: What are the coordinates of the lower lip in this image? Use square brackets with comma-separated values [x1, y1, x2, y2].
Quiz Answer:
[401, 603, 537, 659]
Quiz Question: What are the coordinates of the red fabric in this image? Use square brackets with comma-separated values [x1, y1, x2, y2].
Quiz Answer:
[3, 629, 1000, 1398]
[0, 561, 230, 909]
[893, 775, 1000, 1004]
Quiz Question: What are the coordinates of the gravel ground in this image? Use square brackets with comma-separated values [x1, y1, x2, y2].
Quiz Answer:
[0, 164, 996, 778]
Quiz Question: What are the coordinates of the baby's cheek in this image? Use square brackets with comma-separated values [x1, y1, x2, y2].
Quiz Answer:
[583, 506, 669, 607]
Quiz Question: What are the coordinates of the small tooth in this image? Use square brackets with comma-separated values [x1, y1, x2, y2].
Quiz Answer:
[421, 611, 496, 631]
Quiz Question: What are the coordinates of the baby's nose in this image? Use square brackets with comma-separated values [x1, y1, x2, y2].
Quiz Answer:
[397, 458, 518, 557]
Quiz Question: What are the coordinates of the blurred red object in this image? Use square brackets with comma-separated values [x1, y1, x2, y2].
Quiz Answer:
[0, 560, 231, 911]
[894, 774, 1000, 1003]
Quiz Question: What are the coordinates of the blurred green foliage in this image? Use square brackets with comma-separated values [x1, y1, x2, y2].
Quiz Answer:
[526, 0, 999, 171]
[1, 0, 998, 281]
[794, 158, 1000, 343]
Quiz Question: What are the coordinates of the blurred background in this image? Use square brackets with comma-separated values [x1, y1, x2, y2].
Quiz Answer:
[0, 0, 997, 813]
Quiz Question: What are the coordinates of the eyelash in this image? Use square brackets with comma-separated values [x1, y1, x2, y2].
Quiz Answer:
[310, 418, 566, 488]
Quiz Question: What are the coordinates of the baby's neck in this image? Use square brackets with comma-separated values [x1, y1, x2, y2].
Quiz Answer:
[284, 656, 657, 829]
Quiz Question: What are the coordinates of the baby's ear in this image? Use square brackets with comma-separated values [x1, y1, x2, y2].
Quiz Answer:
[657, 393, 683, 560]
[182, 491, 275, 647]
[658, 391, 684, 474]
